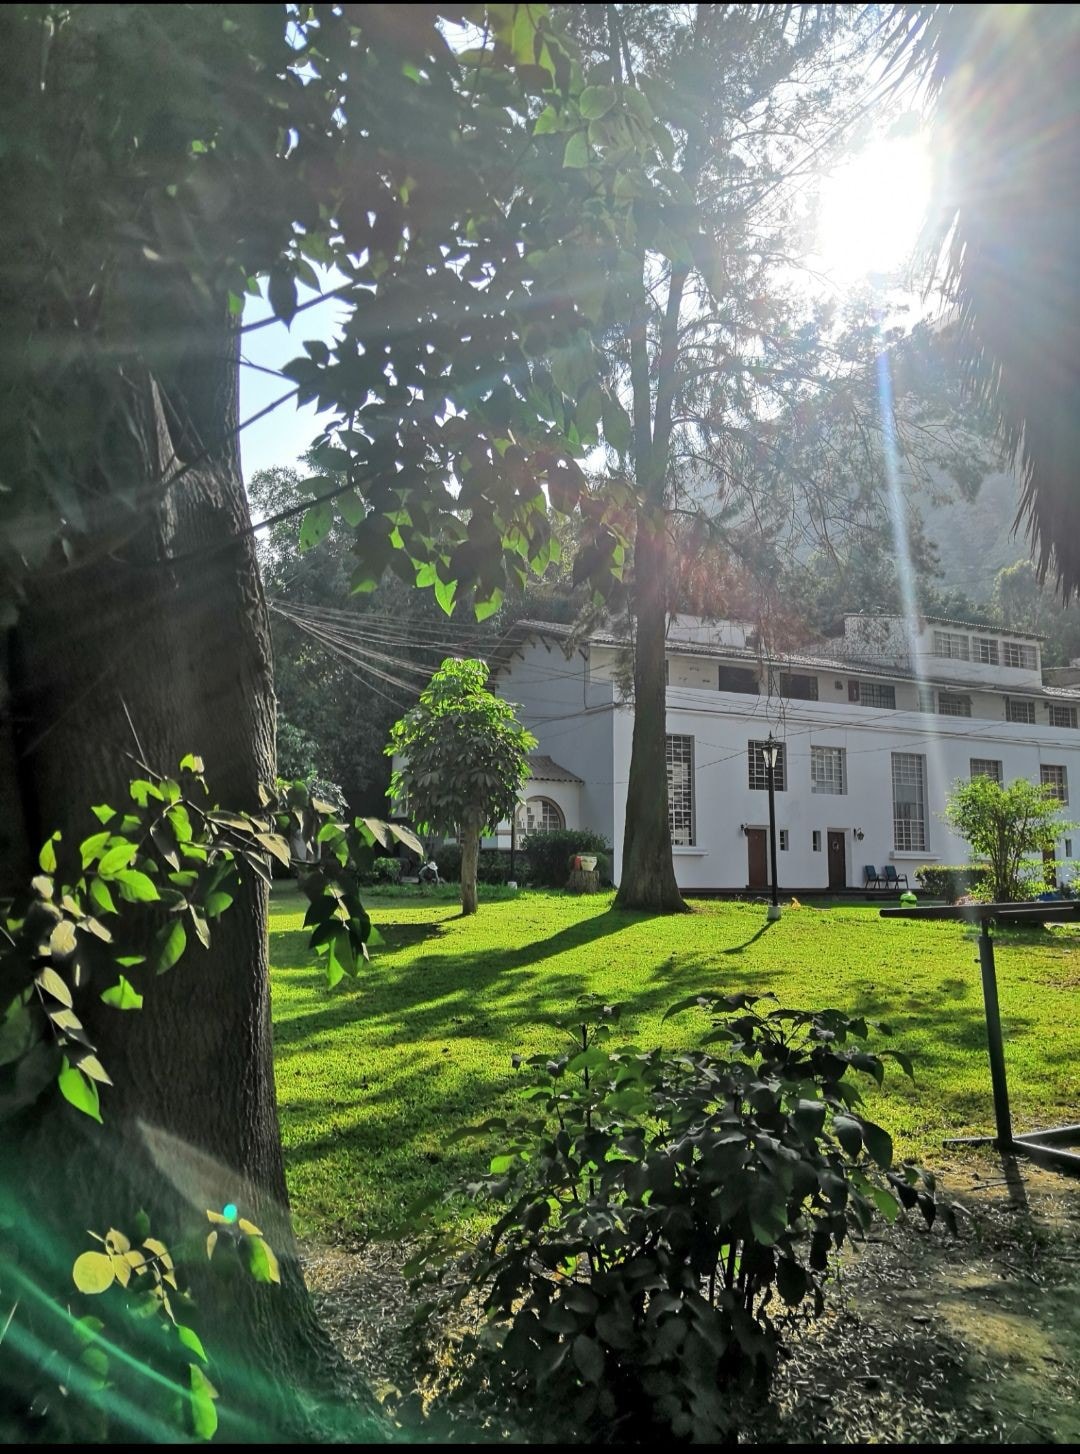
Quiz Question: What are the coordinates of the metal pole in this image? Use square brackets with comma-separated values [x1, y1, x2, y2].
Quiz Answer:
[978, 920, 1014, 1149]
[766, 748, 780, 919]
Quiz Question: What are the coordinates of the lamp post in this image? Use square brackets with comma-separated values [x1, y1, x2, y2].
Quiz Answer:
[762, 735, 781, 921]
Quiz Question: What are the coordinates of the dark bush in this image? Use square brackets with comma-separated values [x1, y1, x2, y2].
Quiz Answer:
[915, 864, 990, 901]
[434, 843, 532, 886]
[408, 993, 949, 1444]
[435, 843, 462, 882]
[372, 856, 402, 883]
[522, 828, 612, 887]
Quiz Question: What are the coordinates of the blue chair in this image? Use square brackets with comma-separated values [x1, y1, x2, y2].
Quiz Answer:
[863, 864, 883, 888]
[882, 866, 909, 889]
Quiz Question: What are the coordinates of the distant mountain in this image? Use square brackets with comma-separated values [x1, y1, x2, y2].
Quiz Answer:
[914, 468, 1029, 600]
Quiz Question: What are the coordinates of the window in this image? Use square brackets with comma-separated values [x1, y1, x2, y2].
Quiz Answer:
[1004, 641, 1038, 670]
[938, 691, 972, 718]
[974, 637, 999, 665]
[892, 752, 928, 852]
[917, 687, 936, 713]
[748, 740, 787, 791]
[1066, 839, 1074, 859]
[779, 671, 818, 702]
[1049, 703, 1078, 729]
[717, 664, 758, 695]
[811, 745, 846, 794]
[1006, 698, 1036, 724]
[666, 734, 695, 845]
[933, 630, 970, 661]
[664, 658, 669, 686]
[779, 829, 790, 851]
[970, 758, 1003, 784]
[849, 680, 896, 709]
[1041, 764, 1069, 804]
[516, 797, 565, 834]
[812, 830, 822, 852]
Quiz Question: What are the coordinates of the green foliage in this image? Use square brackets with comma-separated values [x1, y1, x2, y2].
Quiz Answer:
[520, 829, 613, 887]
[406, 994, 947, 1442]
[914, 864, 991, 902]
[387, 660, 536, 838]
[434, 843, 531, 886]
[942, 776, 1075, 903]
[372, 857, 403, 885]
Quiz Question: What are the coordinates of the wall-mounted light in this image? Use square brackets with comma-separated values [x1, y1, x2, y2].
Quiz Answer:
[854, 827, 865, 841]
[739, 823, 746, 834]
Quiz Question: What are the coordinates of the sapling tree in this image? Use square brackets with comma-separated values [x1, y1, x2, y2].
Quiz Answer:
[943, 774, 1074, 901]
[387, 659, 535, 915]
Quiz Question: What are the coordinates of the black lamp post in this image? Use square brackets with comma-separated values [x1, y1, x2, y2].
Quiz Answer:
[761, 734, 781, 920]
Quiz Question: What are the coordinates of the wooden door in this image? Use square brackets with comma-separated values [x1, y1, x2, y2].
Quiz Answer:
[827, 831, 847, 889]
[747, 828, 768, 888]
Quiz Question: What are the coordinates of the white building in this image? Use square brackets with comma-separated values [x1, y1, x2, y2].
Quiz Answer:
[488, 613, 1080, 892]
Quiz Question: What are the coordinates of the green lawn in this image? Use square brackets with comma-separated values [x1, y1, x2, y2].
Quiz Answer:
[269, 888, 1080, 1242]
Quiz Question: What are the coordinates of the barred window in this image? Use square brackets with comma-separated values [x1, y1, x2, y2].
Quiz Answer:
[938, 692, 972, 718]
[1041, 764, 1068, 804]
[779, 671, 818, 702]
[748, 740, 786, 791]
[974, 637, 999, 665]
[970, 758, 1003, 784]
[917, 687, 936, 714]
[892, 752, 928, 852]
[811, 745, 846, 794]
[779, 829, 790, 851]
[850, 680, 896, 709]
[933, 630, 969, 661]
[812, 830, 822, 852]
[517, 796, 565, 834]
[1006, 698, 1036, 724]
[1049, 703, 1078, 729]
[1004, 641, 1038, 670]
[666, 734, 695, 846]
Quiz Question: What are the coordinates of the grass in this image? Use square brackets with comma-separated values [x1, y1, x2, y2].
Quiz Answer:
[269, 887, 1080, 1242]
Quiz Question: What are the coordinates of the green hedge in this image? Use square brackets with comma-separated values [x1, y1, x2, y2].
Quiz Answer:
[434, 844, 532, 885]
[915, 864, 991, 900]
[372, 856, 402, 884]
[522, 829, 613, 888]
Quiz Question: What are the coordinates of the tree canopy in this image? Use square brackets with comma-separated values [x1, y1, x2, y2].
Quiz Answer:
[943, 774, 1073, 903]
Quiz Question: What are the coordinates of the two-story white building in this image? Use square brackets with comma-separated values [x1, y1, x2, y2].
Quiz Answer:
[488, 613, 1080, 892]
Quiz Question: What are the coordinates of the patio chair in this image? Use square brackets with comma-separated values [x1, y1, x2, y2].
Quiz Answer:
[862, 864, 883, 888]
[882, 865, 909, 889]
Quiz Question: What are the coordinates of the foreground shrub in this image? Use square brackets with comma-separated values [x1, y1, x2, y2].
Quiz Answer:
[522, 829, 612, 887]
[408, 994, 949, 1443]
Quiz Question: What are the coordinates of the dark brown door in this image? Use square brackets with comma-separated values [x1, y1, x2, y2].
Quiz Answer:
[828, 831, 846, 889]
[747, 828, 768, 888]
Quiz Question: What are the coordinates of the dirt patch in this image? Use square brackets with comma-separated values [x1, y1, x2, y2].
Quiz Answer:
[301, 1149, 1080, 1443]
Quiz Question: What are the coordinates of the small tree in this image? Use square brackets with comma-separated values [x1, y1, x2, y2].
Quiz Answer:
[387, 660, 535, 915]
[943, 775, 1074, 902]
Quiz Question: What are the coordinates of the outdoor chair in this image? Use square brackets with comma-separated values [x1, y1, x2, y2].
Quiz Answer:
[882, 866, 909, 889]
[862, 864, 883, 888]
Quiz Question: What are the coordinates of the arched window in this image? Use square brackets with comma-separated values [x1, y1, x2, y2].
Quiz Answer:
[516, 796, 565, 834]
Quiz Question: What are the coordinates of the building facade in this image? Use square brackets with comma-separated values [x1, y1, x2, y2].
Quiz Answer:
[488, 614, 1080, 892]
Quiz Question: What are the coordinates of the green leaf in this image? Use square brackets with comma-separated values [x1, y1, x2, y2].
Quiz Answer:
[79, 831, 110, 869]
[601, 392, 633, 454]
[72, 1250, 115, 1294]
[299, 500, 334, 552]
[90, 805, 116, 825]
[572, 1333, 604, 1384]
[88, 878, 116, 916]
[39, 833, 60, 874]
[861, 1120, 894, 1171]
[255, 834, 291, 867]
[98, 842, 137, 877]
[114, 869, 160, 904]
[36, 964, 73, 1006]
[562, 132, 589, 169]
[48, 920, 78, 960]
[154, 920, 187, 975]
[776, 1258, 808, 1306]
[177, 1324, 207, 1363]
[579, 84, 616, 120]
[267, 267, 297, 325]
[204, 891, 234, 918]
[533, 105, 563, 135]
[243, 1236, 281, 1285]
[869, 1184, 900, 1222]
[833, 1114, 863, 1159]
[58, 1056, 103, 1123]
[189, 1363, 219, 1440]
[433, 575, 456, 615]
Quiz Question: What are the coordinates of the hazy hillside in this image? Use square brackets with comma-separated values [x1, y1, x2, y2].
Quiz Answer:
[914, 468, 1029, 600]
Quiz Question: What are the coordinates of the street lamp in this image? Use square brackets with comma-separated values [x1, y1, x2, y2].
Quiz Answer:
[761, 735, 781, 921]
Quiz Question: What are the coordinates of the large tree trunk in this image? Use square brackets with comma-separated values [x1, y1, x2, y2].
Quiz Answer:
[460, 810, 482, 916]
[614, 517, 688, 913]
[0, 327, 380, 1440]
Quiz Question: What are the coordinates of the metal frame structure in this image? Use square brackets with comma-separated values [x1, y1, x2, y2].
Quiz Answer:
[880, 901, 1080, 1173]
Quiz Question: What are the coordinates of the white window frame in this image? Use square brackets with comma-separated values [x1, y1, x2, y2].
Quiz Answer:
[666, 734, 695, 846]
[516, 796, 565, 835]
[974, 637, 999, 666]
[938, 691, 972, 718]
[1049, 703, 1078, 729]
[860, 681, 896, 710]
[933, 630, 970, 661]
[892, 752, 928, 852]
[1004, 641, 1038, 670]
[970, 758, 1003, 784]
[748, 740, 787, 792]
[810, 745, 847, 795]
[1041, 764, 1069, 804]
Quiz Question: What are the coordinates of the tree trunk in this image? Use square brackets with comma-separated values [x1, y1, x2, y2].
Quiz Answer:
[460, 811, 481, 916]
[0, 329, 380, 1439]
[614, 517, 688, 913]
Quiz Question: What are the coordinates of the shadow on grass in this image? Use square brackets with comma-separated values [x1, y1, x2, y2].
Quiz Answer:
[722, 918, 779, 955]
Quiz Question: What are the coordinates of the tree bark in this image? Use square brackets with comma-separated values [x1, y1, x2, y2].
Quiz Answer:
[460, 810, 482, 916]
[0, 329, 380, 1439]
[614, 518, 688, 912]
